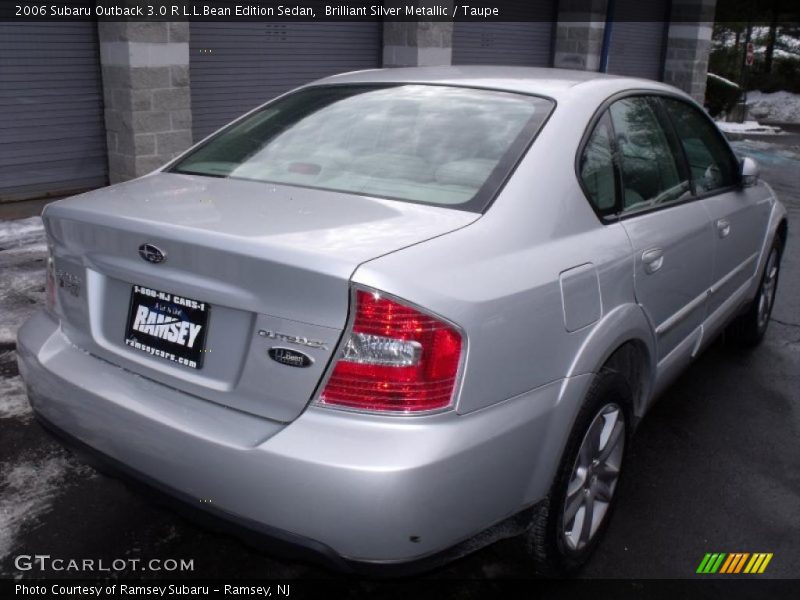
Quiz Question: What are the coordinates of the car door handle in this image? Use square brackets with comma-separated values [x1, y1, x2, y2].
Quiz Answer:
[716, 218, 731, 238]
[642, 248, 664, 274]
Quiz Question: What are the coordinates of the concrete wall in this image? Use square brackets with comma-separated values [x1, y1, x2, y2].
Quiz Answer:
[382, 2, 453, 68]
[553, 0, 608, 71]
[98, 22, 192, 183]
[663, 0, 717, 103]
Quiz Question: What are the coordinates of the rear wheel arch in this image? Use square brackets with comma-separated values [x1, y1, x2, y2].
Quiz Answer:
[600, 340, 651, 422]
[516, 369, 634, 574]
[518, 338, 651, 570]
[566, 304, 656, 417]
[554, 339, 649, 499]
[554, 339, 649, 488]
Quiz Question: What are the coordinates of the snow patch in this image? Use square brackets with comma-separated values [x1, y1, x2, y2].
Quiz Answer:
[0, 219, 47, 346]
[746, 90, 800, 124]
[0, 277, 46, 345]
[0, 268, 46, 303]
[0, 307, 42, 347]
[0, 217, 44, 249]
[0, 376, 32, 421]
[0, 454, 93, 559]
[716, 120, 783, 134]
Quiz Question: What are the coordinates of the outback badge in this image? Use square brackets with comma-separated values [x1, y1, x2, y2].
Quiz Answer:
[269, 347, 314, 368]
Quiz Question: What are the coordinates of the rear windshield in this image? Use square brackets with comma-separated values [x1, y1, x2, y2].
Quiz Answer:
[170, 84, 554, 212]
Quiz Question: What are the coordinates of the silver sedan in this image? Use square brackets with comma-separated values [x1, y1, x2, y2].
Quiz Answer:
[17, 67, 787, 574]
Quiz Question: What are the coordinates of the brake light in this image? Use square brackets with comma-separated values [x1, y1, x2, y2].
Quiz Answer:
[319, 289, 463, 414]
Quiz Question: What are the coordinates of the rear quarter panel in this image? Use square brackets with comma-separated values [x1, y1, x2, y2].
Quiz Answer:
[353, 90, 649, 415]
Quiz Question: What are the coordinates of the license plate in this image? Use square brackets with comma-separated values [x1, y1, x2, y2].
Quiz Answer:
[124, 285, 210, 370]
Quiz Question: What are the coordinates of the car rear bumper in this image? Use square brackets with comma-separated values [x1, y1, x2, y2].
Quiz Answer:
[17, 310, 590, 568]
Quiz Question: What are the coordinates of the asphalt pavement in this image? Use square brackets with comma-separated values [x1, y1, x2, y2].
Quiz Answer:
[0, 135, 798, 584]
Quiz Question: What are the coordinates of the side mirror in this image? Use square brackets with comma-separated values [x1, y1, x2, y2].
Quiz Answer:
[740, 156, 759, 187]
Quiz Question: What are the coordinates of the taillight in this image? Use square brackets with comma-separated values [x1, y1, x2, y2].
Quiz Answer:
[318, 288, 463, 414]
[45, 252, 56, 312]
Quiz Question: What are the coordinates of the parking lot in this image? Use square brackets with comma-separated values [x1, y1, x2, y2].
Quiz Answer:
[0, 135, 798, 582]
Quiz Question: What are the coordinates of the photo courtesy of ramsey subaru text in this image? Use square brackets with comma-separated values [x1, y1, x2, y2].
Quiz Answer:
[17, 66, 787, 575]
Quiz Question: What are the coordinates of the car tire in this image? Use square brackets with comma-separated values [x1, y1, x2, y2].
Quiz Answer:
[726, 237, 783, 349]
[515, 369, 632, 576]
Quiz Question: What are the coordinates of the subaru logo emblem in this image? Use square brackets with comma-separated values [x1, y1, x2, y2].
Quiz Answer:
[138, 243, 166, 264]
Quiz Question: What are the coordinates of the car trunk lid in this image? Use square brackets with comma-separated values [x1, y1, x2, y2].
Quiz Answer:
[43, 173, 478, 422]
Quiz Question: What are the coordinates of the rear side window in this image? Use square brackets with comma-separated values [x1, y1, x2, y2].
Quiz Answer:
[662, 98, 739, 194]
[171, 84, 554, 212]
[608, 97, 691, 212]
[579, 113, 617, 214]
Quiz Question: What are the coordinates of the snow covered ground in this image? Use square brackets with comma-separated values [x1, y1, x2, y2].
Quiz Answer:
[716, 120, 783, 135]
[746, 90, 800, 124]
[0, 217, 46, 346]
[0, 217, 46, 425]
[0, 216, 45, 250]
[0, 454, 95, 561]
[0, 215, 96, 565]
[0, 375, 31, 421]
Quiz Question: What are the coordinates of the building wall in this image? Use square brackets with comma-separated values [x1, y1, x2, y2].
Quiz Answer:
[190, 22, 383, 141]
[0, 22, 108, 202]
[2, 9, 718, 194]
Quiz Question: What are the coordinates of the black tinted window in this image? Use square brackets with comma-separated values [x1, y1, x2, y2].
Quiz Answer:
[579, 114, 617, 213]
[662, 98, 739, 194]
[609, 97, 691, 212]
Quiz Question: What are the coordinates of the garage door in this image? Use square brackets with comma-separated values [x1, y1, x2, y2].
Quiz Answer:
[0, 23, 107, 202]
[190, 22, 382, 141]
[606, 0, 671, 80]
[452, 2, 556, 67]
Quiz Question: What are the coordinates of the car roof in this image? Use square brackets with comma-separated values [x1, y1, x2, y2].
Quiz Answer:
[314, 66, 685, 102]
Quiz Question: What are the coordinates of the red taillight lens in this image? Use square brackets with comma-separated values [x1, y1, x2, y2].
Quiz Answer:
[319, 289, 463, 414]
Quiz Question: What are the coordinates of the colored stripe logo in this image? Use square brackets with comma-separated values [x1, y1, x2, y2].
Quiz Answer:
[697, 553, 773, 574]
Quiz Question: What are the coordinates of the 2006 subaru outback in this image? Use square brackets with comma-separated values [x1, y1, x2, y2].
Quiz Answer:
[18, 67, 787, 574]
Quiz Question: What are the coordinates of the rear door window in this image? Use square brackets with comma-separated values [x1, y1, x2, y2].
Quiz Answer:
[608, 97, 691, 213]
[579, 113, 617, 215]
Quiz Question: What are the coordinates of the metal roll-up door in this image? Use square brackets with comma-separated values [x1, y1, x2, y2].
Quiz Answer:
[190, 22, 382, 141]
[606, 0, 671, 80]
[0, 23, 107, 202]
[452, 2, 556, 67]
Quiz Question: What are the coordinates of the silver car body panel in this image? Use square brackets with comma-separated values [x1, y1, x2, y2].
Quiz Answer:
[621, 200, 714, 362]
[41, 175, 477, 421]
[17, 66, 787, 564]
[19, 310, 594, 562]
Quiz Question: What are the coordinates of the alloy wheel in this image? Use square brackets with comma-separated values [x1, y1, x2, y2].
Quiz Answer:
[757, 248, 779, 331]
[561, 403, 625, 552]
